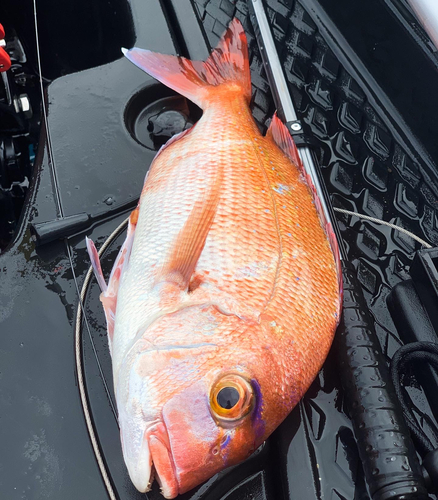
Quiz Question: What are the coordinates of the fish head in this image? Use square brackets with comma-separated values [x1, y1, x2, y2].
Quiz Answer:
[160, 370, 263, 494]
[116, 311, 300, 498]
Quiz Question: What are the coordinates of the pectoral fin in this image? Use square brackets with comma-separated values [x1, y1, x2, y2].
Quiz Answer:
[156, 171, 222, 291]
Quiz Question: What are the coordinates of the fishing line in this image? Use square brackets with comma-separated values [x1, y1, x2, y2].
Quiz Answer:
[333, 207, 432, 248]
[68, 240, 118, 421]
[32, 0, 63, 219]
[32, 1, 118, 496]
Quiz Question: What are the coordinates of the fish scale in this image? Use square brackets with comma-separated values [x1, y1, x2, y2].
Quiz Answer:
[87, 18, 340, 499]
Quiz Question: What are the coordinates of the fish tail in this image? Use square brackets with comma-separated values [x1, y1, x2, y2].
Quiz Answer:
[122, 18, 251, 109]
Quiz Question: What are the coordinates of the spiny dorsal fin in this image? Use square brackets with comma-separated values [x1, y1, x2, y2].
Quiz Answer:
[266, 113, 303, 170]
[267, 112, 343, 302]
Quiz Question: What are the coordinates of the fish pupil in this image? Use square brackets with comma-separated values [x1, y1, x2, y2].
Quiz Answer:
[217, 387, 240, 409]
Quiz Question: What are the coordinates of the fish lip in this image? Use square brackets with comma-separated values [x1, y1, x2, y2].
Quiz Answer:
[123, 427, 153, 493]
[122, 419, 178, 495]
[146, 421, 180, 498]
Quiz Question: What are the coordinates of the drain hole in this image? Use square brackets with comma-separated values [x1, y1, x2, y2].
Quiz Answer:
[125, 85, 202, 150]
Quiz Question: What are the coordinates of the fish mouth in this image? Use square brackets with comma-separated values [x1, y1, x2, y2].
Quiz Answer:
[126, 421, 179, 499]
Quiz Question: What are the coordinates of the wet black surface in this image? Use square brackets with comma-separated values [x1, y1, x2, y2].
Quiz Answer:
[0, 0, 136, 80]
[2, 0, 438, 499]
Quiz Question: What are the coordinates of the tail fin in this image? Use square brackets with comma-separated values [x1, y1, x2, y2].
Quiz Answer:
[122, 18, 251, 109]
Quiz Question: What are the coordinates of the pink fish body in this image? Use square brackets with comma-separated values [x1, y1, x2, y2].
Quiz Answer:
[87, 19, 340, 499]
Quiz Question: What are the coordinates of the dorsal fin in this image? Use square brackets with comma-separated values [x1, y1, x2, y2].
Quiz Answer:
[155, 170, 223, 290]
[266, 113, 303, 171]
[267, 112, 343, 302]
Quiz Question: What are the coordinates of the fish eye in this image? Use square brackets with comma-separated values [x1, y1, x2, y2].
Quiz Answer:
[210, 374, 254, 423]
[217, 387, 240, 409]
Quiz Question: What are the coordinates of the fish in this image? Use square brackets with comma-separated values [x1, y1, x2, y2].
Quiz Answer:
[86, 18, 341, 499]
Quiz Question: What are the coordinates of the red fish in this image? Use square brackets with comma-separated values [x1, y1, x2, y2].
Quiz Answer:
[87, 18, 340, 499]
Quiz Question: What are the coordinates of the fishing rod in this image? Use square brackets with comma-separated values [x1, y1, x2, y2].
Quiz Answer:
[248, 1, 429, 499]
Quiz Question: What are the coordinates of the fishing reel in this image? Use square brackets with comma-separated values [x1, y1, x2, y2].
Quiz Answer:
[0, 24, 40, 251]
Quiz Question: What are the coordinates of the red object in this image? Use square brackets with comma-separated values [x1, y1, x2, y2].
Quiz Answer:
[0, 23, 11, 72]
